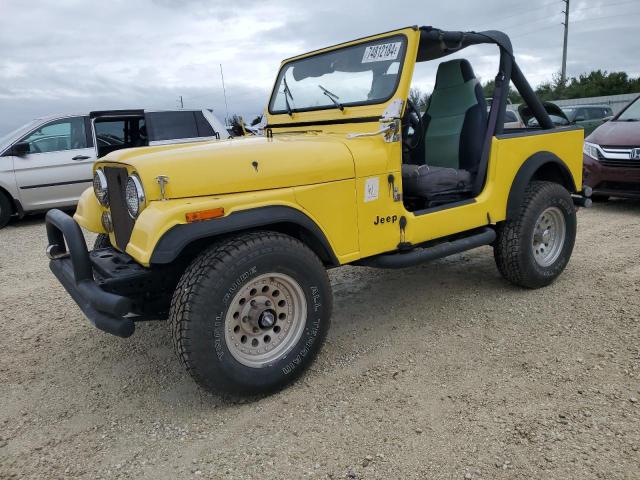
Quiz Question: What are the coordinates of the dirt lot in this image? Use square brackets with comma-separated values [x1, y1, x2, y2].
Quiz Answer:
[1, 200, 639, 480]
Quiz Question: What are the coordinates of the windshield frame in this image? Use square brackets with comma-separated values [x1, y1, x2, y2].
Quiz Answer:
[267, 33, 409, 116]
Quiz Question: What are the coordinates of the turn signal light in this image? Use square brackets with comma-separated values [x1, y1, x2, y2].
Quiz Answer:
[185, 207, 225, 223]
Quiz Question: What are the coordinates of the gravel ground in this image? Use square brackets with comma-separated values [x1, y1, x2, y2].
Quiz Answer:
[1, 200, 639, 480]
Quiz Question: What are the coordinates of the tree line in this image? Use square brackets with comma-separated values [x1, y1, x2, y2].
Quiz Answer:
[409, 70, 640, 112]
[484, 70, 640, 104]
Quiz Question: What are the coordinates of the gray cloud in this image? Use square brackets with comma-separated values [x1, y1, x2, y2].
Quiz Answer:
[1, 0, 638, 135]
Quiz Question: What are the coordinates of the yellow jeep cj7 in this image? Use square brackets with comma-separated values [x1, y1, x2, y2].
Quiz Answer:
[46, 27, 590, 395]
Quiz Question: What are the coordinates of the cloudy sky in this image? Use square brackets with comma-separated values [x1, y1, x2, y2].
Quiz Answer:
[1, 0, 638, 135]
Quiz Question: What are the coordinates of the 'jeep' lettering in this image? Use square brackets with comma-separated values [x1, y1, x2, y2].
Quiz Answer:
[373, 215, 398, 225]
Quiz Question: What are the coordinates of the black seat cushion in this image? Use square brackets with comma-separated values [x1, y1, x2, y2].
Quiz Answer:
[402, 164, 472, 199]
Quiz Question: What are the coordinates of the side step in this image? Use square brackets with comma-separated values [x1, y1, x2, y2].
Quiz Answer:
[354, 227, 496, 269]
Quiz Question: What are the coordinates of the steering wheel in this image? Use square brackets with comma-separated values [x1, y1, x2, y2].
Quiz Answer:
[402, 99, 424, 152]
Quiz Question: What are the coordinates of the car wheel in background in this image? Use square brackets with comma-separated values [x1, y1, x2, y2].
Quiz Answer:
[0, 191, 13, 229]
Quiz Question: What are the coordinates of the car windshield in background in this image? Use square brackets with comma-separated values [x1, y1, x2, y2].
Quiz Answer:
[617, 97, 640, 121]
[269, 35, 407, 114]
[528, 114, 569, 127]
[561, 108, 576, 121]
[0, 119, 40, 147]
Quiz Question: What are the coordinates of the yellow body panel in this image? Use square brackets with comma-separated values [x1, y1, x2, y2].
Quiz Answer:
[74, 187, 105, 233]
[75, 26, 584, 268]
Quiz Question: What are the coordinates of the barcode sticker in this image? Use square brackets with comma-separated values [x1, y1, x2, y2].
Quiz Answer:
[362, 42, 402, 63]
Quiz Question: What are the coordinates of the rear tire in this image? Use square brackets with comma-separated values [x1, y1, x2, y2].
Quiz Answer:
[169, 232, 332, 395]
[0, 192, 13, 229]
[93, 234, 111, 249]
[494, 181, 576, 289]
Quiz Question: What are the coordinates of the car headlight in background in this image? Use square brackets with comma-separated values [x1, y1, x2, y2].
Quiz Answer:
[583, 142, 599, 160]
[125, 174, 145, 218]
[93, 169, 109, 206]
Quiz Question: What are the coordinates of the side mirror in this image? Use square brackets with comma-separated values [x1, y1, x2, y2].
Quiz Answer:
[12, 142, 30, 156]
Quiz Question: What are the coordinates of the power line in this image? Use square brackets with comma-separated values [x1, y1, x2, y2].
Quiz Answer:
[570, 0, 639, 16]
[512, 10, 640, 39]
[479, 0, 559, 27]
[511, 22, 563, 39]
[481, 0, 639, 36]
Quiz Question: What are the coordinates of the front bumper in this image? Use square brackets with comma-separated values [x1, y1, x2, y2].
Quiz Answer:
[46, 209, 137, 337]
[583, 154, 640, 198]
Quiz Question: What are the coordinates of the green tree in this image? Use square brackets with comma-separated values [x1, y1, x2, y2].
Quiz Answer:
[535, 70, 640, 100]
[482, 80, 522, 104]
[408, 87, 431, 112]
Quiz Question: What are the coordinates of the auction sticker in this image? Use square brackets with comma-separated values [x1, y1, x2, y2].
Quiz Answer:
[362, 42, 402, 63]
[364, 177, 379, 202]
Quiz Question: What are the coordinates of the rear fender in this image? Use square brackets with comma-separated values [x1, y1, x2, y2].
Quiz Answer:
[506, 151, 577, 220]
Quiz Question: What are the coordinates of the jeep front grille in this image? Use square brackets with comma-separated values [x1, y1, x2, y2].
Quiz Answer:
[104, 167, 135, 250]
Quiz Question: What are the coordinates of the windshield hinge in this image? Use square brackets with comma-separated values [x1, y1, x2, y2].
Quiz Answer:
[346, 99, 403, 143]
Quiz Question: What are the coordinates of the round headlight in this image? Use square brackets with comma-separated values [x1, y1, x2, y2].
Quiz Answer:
[93, 169, 108, 206]
[125, 174, 145, 218]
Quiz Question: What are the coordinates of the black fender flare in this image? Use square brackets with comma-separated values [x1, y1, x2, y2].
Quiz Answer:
[150, 205, 339, 266]
[506, 151, 577, 220]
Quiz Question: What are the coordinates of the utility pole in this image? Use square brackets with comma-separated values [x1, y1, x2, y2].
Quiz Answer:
[220, 64, 230, 126]
[179, 95, 184, 109]
[561, 0, 570, 84]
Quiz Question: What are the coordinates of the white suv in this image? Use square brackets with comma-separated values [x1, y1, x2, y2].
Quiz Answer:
[0, 109, 228, 228]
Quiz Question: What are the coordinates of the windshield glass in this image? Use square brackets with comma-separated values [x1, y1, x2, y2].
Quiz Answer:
[561, 107, 577, 121]
[617, 97, 640, 121]
[269, 35, 407, 114]
[0, 119, 41, 147]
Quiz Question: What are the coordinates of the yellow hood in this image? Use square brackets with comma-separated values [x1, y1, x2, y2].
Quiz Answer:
[98, 135, 355, 200]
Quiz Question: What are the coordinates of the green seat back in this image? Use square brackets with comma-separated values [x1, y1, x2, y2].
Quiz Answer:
[424, 60, 481, 169]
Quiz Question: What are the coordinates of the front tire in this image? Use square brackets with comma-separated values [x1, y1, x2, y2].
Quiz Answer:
[169, 232, 332, 395]
[494, 181, 576, 289]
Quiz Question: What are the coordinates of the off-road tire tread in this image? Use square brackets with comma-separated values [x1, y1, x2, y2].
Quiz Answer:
[169, 231, 330, 393]
[494, 181, 574, 288]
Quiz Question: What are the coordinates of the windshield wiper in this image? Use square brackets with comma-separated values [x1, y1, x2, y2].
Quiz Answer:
[282, 76, 294, 116]
[318, 85, 344, 111]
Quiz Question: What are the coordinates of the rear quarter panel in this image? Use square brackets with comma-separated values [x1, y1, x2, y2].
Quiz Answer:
[486, 127, 584, 221]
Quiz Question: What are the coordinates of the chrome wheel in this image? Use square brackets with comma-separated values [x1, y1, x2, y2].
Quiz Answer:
[532, 206, 566, 267]
[224, 273, 307, 368]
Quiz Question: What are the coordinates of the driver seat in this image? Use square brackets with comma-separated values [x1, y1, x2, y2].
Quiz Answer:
[403, 59, 487, 203]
